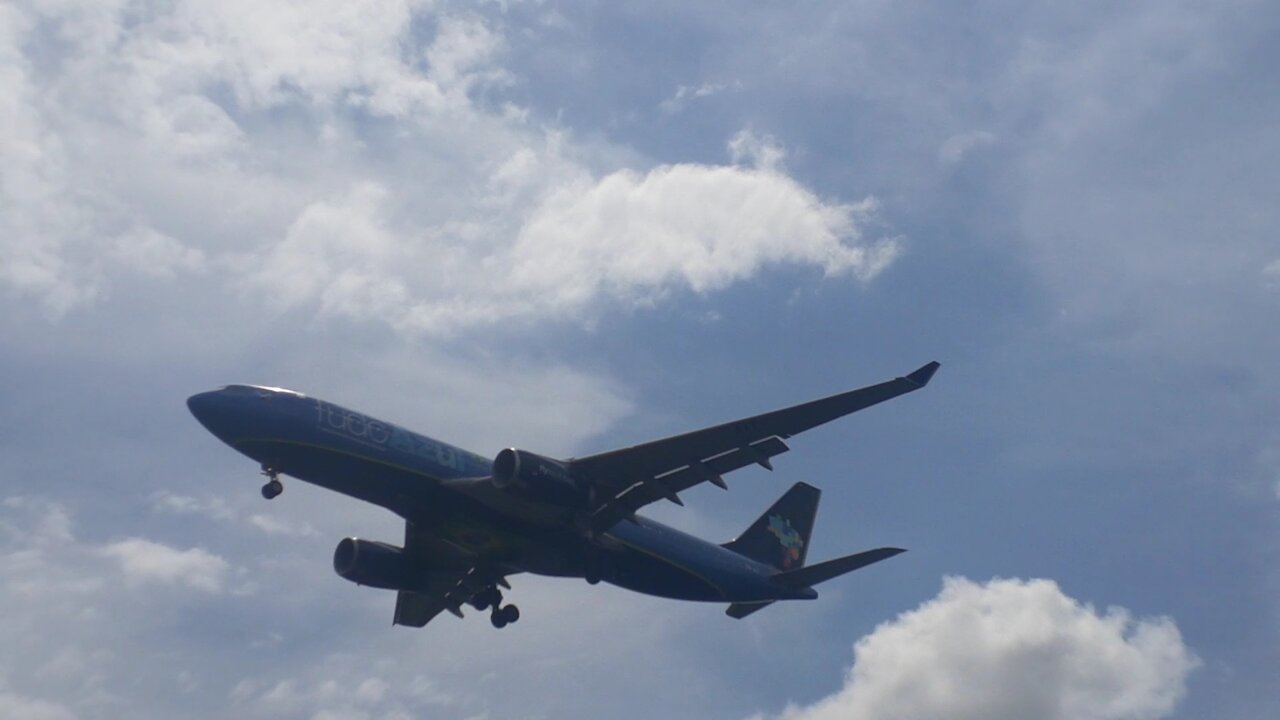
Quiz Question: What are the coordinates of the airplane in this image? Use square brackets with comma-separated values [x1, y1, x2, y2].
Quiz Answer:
[186, 361, 939, 629]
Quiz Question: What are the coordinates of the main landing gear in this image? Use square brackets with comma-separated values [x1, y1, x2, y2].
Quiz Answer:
[470, 586, 520, 629]
[260, 464, 283, 500]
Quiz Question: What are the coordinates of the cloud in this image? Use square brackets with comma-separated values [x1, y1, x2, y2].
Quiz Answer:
[150, 493, 317, 537]
[247, 514, 319, 538]
[248, 181, 407, 318]
[0, 500, 246, 716]
[2, 0, 900, 337]
[1, 2, 1275, 719]
[150, 492, 235, 521]
[109, 227, 207, 278]
[0, 0, 503, 317]
[759, 577, 1198, 720]
[127, 0, 484, 117]
[728, 129, 787, 171]
[500, 152, 899, 319]
[1264, 259, 1280, 286]
[660, 80, 744, 114]
[100, 538, 231, 592]
[238, 133, 896, 335]
[0, 691, 77, 720]
[938, 130, 997, 165]
[233, 668, 457, 720]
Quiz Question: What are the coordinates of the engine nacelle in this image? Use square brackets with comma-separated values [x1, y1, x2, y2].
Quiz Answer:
[491, 448, 582, 506]
[333, 537, 416, 590]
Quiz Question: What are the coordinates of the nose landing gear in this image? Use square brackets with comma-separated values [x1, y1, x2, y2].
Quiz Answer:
[260, 464, 283, 500]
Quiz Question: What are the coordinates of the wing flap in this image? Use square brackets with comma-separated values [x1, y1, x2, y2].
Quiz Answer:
[726, 601, 775, 619]
[393, 589, 451, 627]
[573, 362, 938, 487]
[589, 436, 790, 531]
[391, 521, 513, 628]
[392, 567, 513, 628]
[574, 362, 939, 525]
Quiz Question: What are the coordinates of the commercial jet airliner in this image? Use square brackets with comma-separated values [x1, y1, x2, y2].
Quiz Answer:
[187, 361, 939, 629]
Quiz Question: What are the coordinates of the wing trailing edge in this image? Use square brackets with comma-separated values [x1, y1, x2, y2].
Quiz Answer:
[726, 601, 775, 619]
[575, 361, 941, 528]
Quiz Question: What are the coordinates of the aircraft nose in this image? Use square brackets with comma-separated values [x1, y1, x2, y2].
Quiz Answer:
[186, 389, 234, 439]
[186, 390, 217, 421]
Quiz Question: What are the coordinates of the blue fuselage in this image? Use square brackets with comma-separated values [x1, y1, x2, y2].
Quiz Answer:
[187, 385, 811, 603]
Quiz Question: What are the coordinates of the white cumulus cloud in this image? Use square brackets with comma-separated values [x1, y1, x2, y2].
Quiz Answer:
[2, 0, 901, 336]
[100, 538, 230, 592]
[760, 577, 1197, 720]
[240, 136, 897, 336]
[500, 158, 899, 317]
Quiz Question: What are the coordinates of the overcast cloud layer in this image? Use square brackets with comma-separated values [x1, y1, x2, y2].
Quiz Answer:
[3, 1, 1278, 719]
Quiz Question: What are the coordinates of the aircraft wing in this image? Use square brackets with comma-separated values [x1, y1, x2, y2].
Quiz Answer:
[571, 361, 939, 530]
[393, 576, 468, 627]
[392, 565, 517, 627]
[392, 522, 510, 628]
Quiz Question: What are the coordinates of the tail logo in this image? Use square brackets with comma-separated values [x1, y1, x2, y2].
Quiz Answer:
[766, 514, 804, 569]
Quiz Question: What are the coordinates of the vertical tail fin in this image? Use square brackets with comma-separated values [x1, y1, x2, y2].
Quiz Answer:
[723, 482, 820, 571]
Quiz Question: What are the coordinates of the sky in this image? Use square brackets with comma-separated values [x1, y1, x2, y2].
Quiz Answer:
[2, 1, 1277, 718]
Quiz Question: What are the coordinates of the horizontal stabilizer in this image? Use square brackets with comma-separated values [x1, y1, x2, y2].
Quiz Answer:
[773, 547, 906, 589]
[726, 601, 775, 619]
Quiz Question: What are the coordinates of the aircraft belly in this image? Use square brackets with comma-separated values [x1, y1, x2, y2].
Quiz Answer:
[606, 551, 724, 601]
[236, 438, 440, 515]
[603, 519, 781, 603]
[238, 436, 585, 578]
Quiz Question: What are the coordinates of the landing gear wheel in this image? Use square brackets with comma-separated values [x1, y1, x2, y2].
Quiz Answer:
[472, 587, 502, 612]
[490, 610, 508, 629]
[260, 464, 282, 500]
[489, 603, 520, 629]
[501, 604, 520, 625]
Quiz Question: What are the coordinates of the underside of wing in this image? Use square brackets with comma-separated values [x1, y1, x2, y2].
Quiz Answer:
[393, 584, 455, 628]
[392, 566, 514, 628]
[587, 436, 791, 529]
[725, 601, 775, 619]
[392, 522, 513, 628]
[573, 362, 939, 529]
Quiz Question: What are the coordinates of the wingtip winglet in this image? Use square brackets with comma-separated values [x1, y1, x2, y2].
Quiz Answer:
[904, 361, 941, 388]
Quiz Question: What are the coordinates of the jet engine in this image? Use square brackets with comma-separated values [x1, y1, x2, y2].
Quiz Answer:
[491, 448, 582, 506]
[333, 537, 416, 590]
